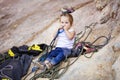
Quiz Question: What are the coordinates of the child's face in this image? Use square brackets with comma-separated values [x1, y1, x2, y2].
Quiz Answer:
[60, 16, 71, 30]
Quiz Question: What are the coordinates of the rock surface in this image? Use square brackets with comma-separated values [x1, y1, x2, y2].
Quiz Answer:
[0, 0, 120, 80]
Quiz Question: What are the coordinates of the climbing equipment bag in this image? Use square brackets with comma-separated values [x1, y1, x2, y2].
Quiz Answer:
[0, 54, 32, 80]
[71, 42, 98, 57]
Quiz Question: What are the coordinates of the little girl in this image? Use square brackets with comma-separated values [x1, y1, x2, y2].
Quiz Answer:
[41, 13, 75, 69]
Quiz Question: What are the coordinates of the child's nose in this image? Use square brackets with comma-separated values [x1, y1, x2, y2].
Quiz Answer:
[61, 24, 65, 27]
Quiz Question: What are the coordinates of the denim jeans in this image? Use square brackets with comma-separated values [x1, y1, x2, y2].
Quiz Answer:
[46, 47, 71, 65]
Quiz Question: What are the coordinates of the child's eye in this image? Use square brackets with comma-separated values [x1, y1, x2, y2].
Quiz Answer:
[65, 22, 68, 24]
[61, 21, 64, 23]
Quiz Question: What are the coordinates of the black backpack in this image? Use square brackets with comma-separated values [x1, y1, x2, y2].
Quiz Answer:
[0, 54, 32, 80]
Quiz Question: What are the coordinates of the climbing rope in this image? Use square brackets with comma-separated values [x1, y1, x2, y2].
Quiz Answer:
[74, 22, 98, 44]
[74, 21, 112, 58]
[49, 28, 64, 49]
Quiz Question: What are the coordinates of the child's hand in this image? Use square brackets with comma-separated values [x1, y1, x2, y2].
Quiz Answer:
[59, 26, 64, 29]
[63, 26, 69, 31]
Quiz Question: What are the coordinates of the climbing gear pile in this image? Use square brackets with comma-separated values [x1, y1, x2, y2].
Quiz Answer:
[0, 43, 48, 80]
[0, 44, 48, 65]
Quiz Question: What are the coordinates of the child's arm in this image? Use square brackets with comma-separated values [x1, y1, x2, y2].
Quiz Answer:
[64, 27, 75, 40]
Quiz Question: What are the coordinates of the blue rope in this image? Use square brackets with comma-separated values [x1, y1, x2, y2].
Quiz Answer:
[50, 28, 64, 47]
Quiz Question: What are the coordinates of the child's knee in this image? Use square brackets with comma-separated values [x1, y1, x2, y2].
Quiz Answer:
[44, 60, 49, 64]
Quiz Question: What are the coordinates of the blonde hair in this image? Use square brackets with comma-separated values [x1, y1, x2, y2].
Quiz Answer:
[60, 13, 73, 26]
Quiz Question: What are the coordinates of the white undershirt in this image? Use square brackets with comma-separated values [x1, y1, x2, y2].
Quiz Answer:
[56, 28, 75, 49]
